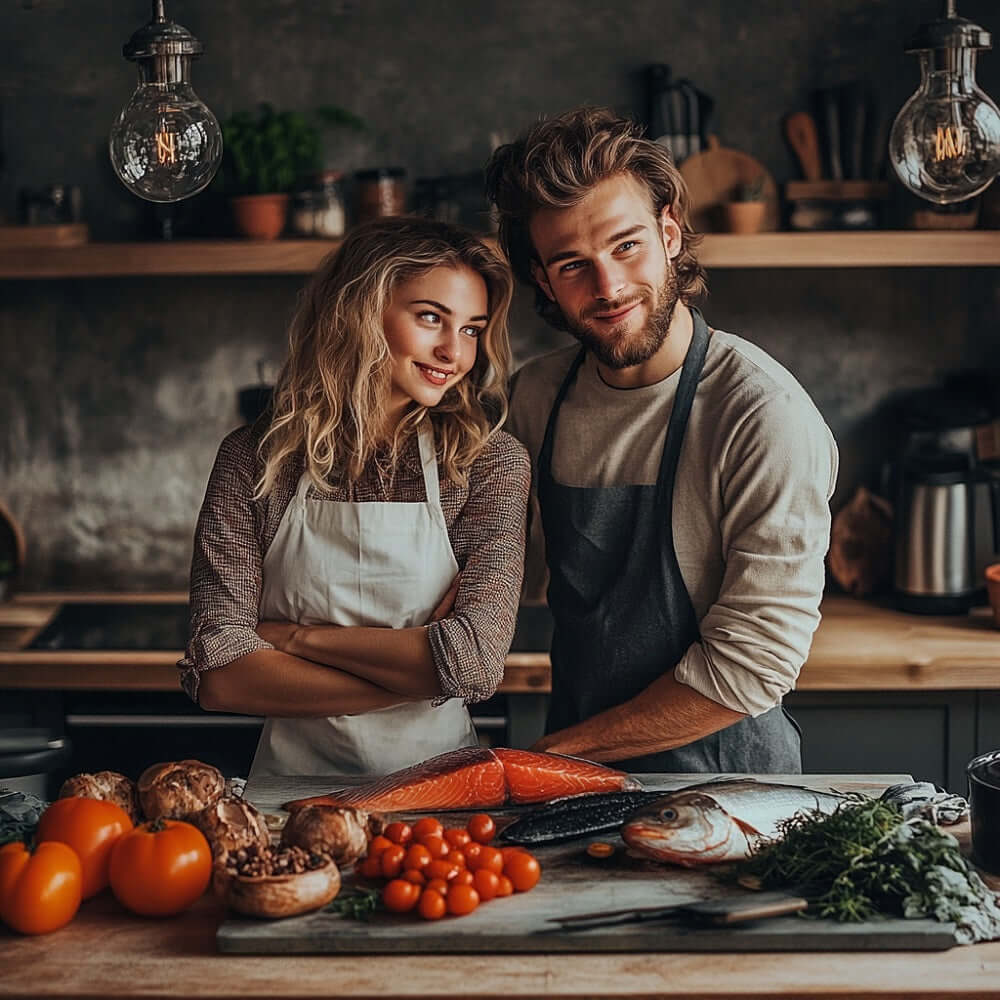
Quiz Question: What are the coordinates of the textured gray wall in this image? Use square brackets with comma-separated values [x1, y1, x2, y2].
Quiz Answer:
[1, 0, 999, 589]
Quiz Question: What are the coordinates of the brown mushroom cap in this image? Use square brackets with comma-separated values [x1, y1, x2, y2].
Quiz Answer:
[137, 759, 225, 821]
[280, 805, 384, 866]
[58, 771, 142, 825]
[212, 858, 341, 919]
[191, 796, 272, 859]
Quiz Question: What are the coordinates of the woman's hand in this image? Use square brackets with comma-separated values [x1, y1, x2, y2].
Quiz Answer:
[256, 620, 300, 652]
[427, 575, 460, 623]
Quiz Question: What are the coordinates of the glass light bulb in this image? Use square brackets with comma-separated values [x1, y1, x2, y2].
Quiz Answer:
[889, 50, 1000, 204]
[110, 81, 222, 203]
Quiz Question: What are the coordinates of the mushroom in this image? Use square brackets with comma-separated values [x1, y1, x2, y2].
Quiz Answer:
[58, 771, 142, 825]
[191, 796, 272, 859]
[280, 805, 385, 866]
[137, 759, 225, 821]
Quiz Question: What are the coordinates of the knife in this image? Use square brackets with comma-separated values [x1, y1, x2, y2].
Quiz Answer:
[545, 891, 809, 932]
[816, 87, 844, 181]
[678, 79, 701, 158]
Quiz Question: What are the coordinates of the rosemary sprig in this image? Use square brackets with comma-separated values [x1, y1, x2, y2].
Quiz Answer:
[325, 886, 381, 921]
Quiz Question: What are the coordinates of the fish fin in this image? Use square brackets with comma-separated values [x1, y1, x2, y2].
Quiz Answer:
[731, 815, 765, 840]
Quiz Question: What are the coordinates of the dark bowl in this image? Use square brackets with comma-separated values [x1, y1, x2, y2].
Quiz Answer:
[967, 749, 1000, 875]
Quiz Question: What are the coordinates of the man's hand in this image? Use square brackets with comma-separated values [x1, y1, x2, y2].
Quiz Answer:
[427, 575, 460, 623]
[256, 620, 300, 652]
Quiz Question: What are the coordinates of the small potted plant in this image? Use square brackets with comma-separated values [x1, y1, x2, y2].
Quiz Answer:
[219, 104, 363, 240]
[723, 175, 768, 234]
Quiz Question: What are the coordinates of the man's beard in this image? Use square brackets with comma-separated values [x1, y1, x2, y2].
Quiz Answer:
[565, 268, 680, 370]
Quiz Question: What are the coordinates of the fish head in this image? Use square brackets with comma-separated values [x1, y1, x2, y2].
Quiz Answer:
[620, 791, 751, 867]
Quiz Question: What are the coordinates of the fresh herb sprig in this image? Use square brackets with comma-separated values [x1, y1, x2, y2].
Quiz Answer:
[733, 795, 1000, 944]
[325, 887, 381, 921]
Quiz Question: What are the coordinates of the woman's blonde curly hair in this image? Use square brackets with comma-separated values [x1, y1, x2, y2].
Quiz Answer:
[255, 216, 514, 498]
[485, 106, 706, 332]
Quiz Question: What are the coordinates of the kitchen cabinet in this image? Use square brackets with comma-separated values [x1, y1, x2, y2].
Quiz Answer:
[3, 231, 1000, 278]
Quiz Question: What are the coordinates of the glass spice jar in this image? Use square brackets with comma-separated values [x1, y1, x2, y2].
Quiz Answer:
[355, 167, 406, 221]
[311, 170, 346, 238]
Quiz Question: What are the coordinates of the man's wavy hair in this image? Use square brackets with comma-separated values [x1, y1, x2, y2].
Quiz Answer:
[485, 106, 706, 332]
[255, 216, 514, 498]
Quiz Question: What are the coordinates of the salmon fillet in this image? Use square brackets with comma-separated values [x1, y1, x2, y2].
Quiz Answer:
[282, 747, 506, 813]
[493, 748, 641, 803]
[282, 746, 639, 813]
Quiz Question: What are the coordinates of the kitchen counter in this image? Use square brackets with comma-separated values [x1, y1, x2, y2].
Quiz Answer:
[2, 814, 999, 999]
[0, 592, 997, 694]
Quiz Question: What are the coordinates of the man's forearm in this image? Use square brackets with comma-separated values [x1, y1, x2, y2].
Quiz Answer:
[531, 670, 746, 762]
[197, 647, 416, 717]
[285, 625, 442, 699]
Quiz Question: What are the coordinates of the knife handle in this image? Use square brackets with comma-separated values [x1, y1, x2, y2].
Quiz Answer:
[682, 892, 808, 926]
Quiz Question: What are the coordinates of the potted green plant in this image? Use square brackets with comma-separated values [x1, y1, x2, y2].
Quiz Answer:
[723, 175, 768, 234]
[219, 104, 363, 240]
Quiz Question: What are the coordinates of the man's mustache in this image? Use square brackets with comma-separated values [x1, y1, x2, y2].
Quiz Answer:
[583, 295, 647, 321]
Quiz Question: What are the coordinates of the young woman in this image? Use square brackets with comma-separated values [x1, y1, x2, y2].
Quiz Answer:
[178, 217, 530, 779]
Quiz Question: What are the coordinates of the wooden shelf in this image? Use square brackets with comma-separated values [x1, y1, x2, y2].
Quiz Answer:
[2, 231, 1000, 277]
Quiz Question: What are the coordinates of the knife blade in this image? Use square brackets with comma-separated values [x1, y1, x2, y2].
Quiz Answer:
[546, 891, 809, 932]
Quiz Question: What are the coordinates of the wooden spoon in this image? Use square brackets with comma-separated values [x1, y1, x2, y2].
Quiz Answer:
[784, 111, 823, 181]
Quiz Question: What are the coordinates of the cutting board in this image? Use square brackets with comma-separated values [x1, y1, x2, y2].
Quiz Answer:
[678, 137, 780, 232]
[216, 773, 957, 954]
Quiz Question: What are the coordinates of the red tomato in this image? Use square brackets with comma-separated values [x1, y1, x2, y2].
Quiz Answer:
[380, 844, 407, 879]
[503, 851, 541, 892]
[452, 868, 475, 887]
[466, 813, 496, 844]
[109, 819, 211, 917]
[424, 877, 449, 895]
[382, 878, 420, 913]
[401, 868, 427, 886]
[495, 874, 514, 897]
[473, 868, 500, 901]
[36, 796, 133, 899]
[468, 845, 503, 876]
[403, 843, 432, 870]
[367, 834, 393, 858]
[425, 859, 459, 882]
[411, 817, 443, 841]
[443, 827, 471, 848]
[383, 822, 412, 846]
[444, 849, 466, 869]
[420, 834, 449, 859]
[418, 887, 447, 920]
[0, 841, 82, 935]
[463, 841, 483, 864]
[446, 883, 480, 916]
[359, 854, 384, 880]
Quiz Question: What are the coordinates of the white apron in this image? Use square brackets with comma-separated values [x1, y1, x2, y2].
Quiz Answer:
[249, 421, 478, 779]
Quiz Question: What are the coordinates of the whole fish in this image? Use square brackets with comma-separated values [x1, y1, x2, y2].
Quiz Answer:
[621, 779, 845, 867]
[500, 790, 665, 845]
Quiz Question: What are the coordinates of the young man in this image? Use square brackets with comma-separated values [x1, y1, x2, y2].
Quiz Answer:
[486, 107, 838, 773]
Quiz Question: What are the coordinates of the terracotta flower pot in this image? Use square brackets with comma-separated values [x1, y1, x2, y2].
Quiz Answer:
[986, 563, 1000, 628]
[230, 194, 290, 240]
[722, 200, 767, 234]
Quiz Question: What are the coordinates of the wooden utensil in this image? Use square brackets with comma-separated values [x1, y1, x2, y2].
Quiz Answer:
[784, 112, 823, 181]
[678, 136, 780, 232]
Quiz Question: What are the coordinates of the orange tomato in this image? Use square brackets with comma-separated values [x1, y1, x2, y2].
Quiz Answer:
[424, 877, 449, 895]
[411, 817, 443, 841]
[468, 844, 503, 876]
[463, 841, 483, 864]
[109, 819, 211, 917]
[36, 796, 133, 899]
[367, 834, 393, 858]
[452, 868, 475, 887]
[383, 822, 412, 846]
[444, 849, 466, 869]
[382, 878, 420, 913]
[466, 813, 496, 844]
[379, 844, 407, 879]
[495, 874, 514, 897]
[400, 868, 426, 886]
[0, 841, 82, 935]
[425, 859, 459, 882]
[403, 843, 432, 871]
[473, 868, 500, 901]
[418, 887, 447, 920]
[446, 883, 480, 916]
[503, 851, 541, 892]
[443, 827, 471, 848]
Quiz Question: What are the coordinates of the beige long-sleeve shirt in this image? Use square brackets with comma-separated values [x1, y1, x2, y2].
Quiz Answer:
[506, 327, 839, 717]
[178, 423, 530, 706]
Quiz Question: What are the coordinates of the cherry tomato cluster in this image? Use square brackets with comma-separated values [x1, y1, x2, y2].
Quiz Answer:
[358, 812, 541, 921]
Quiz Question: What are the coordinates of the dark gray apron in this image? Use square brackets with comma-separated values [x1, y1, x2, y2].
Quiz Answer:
[538, 308, 801, 773]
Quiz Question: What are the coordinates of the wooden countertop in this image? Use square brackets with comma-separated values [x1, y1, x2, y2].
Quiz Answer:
[2, 811, 999, 999]
[0, 593, 998, 694]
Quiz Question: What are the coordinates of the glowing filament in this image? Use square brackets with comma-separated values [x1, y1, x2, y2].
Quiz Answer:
[156, 131, 177, 165]
[934, 125, 967, 161]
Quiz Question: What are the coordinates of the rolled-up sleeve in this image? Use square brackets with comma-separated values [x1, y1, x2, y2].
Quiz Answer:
[177, 428, 274, 703]
[427, 432, 531, 703]
[674, 391, 838, 716]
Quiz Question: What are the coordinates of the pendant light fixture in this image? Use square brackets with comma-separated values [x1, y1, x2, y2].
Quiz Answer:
[109, 1, 223, 203]
[889, 0, 1000, 204]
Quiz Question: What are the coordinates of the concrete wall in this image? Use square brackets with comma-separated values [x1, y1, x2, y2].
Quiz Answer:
[1, 0, 999, 589]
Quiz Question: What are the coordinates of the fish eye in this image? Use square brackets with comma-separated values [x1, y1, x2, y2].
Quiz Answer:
[659, 807, 678, 821]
